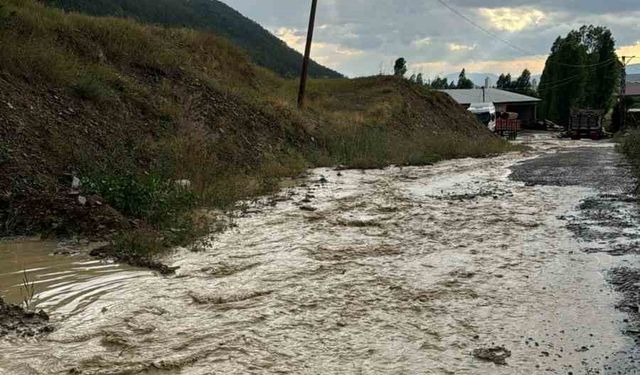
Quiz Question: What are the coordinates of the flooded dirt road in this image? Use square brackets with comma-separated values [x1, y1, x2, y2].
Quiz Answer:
[1, 132, 639, 374]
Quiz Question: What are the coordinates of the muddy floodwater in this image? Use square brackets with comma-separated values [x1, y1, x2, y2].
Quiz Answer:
[1, 132, 640, 374]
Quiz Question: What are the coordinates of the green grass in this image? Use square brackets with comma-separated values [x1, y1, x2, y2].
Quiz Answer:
[619, 129, 640, 177]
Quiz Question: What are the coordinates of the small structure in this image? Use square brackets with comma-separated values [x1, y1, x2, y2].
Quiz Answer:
[625, 74, 640, 107]
[626, 82, 640, 98]
[628, 108, 640, 127]
[440, 88, 541, 127]
[568, 109, 604, 140]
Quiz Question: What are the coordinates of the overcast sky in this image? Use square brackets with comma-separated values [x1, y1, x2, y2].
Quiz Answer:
[221, 0, 640, 79]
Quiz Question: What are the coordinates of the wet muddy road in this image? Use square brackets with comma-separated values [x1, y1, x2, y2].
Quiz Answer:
[1, 132, 640, 374]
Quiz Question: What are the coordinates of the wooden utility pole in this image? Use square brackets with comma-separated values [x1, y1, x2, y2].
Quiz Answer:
[620, 56, 637, 130]
[297, 0, 318, 109]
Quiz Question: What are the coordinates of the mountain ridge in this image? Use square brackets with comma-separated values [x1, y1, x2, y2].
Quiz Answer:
[45, 0, 342, 78]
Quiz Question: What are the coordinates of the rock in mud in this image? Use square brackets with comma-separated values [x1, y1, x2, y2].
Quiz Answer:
[89, 245, 178, 275]
[473, 346, 512, 365]
[0, 298, 54, 338]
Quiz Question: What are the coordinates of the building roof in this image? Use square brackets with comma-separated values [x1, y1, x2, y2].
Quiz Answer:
[626, 82, 640, 97]
[439, 88, 541, 105]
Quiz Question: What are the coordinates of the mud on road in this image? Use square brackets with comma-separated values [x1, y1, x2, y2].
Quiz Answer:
[1, 132, 640, 374]
[513, 133, 640, 367]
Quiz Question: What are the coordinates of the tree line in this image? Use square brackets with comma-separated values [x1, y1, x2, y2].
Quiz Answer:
[393, 57, 533, 93]
[538, 25, 620, 126]
[392, 24, 621, 126]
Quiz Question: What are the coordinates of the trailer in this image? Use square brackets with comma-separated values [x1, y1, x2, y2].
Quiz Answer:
[495, 112, 521, 140]
[568, 109, 604, 140]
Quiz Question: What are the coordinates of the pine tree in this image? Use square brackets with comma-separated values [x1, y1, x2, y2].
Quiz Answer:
[394, 58, 408, 77]
[539, 26, 621, 125]
[513, 69, 535, 96]
[428, 77, 448, 89]
[457, 69, 474, 89]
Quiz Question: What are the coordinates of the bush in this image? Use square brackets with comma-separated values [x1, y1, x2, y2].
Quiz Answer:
[112, 229, 165, 258]
[72, 75, 114, 101]
[620, 130, 640, 167]
[82, 174, 195, 226]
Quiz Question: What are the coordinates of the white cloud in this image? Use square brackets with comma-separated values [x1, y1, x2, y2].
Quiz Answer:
[479, 7, 545, 32]
[274, 27, 364, 70]
[448, 43, 476, 52]
[618, 41, 640, 58]
[412, 37, 432, 48]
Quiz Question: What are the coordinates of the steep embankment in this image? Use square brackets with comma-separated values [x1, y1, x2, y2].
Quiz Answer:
[45, 0, 343, 79]
[0, 0, 508, 265]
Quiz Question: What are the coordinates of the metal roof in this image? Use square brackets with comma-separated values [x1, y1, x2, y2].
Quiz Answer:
[439, 88, 541, 105]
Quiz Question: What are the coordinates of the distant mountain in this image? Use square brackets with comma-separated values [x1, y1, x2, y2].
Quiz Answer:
[627, 64, 640, 75]
[444, 73, 499, 88]
[443, 72, 542, 88]
[46, 0, 343, 78]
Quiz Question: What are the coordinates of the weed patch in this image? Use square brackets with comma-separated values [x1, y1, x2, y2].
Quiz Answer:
[72, 75, 114, 101]
[81, 174, 195, 226]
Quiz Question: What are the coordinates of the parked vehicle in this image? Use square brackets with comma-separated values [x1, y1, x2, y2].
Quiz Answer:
[468, 102, 496, 132]
[495, 112, 521, 140]
[568, 109, 604, 140]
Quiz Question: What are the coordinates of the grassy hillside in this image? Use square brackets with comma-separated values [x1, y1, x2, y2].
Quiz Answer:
[0, 0, 511, 268]
[44, 0, 343, 79]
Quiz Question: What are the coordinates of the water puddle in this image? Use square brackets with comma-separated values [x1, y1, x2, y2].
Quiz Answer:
[0, 132, 638, 374]
[0, 239, 152, 318]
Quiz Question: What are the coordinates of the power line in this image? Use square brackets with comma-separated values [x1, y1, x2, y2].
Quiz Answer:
[537, 71, 588, 89]
[435, 0, 530, 56]
[553, 58, 618, 68]
[435, 0, 621, 70]
[536, 59, 616, 91]
[537, 75, 582, 91]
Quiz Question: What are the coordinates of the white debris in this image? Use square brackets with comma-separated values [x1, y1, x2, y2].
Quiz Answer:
[77, 196, 87, 206]
[71, 176, 81, 189]
[175, 179, 192, 189]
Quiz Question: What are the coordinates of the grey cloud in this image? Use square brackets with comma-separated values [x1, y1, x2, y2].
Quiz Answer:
[222, 0, 640, 77]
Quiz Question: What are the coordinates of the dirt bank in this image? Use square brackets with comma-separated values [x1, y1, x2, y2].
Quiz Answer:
[0, 298, 53, 338]
[0, 0, 510, 269]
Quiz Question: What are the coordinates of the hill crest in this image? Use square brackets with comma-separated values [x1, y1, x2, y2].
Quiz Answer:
[45, 0, 343, 78]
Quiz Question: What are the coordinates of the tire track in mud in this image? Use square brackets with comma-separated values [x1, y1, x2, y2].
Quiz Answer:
[511, 133, 640, 373]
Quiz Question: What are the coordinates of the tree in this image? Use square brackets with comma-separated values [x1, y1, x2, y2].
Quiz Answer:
[579, 26, 620, 112]
[496, 74, 511, 89]
[394, 58, 407, 77]
[428, 77, 449, 89]
[457, 69, 474, 89]
[513, 69, 536, 96]
[409, 74, 417, 82]
[416, 73, 424, 86]
[538, 26, 621, 125]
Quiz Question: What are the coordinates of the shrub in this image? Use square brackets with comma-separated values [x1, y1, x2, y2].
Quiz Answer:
[72, 75, 114, 101]
[82, 174, 195, 226]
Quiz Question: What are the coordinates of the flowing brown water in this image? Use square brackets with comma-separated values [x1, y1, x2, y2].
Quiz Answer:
[0, 133, 638, 374]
